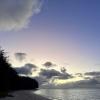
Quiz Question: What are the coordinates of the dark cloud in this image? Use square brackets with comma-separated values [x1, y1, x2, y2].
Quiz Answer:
[15, 63, 37, 75]
[85, 71, 100, 76]
[14, 53, 27, 62]
[36, 68, 72, 87]
[0, 0, 43, 31]
[43, 62, 56, 68]
[39, 69, 72, 79]
[78, 78, 99, 85]
[75, 73, 83, 77]
[61, 67, 67, 73]
[39, 69, 61, 78]
[55, 73, 73, 80]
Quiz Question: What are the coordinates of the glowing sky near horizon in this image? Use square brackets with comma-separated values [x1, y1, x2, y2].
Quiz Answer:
[0, 0, 100, 74]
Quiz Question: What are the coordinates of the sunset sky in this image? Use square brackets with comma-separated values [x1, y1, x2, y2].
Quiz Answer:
[0, 0, 100, 75]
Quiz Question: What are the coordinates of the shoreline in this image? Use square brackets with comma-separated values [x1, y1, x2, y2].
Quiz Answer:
[0, 91, 51, 100]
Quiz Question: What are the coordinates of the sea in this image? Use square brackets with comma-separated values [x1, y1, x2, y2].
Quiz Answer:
[34, 89, 100, 100]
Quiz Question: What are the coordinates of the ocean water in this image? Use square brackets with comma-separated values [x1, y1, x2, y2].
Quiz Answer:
[34, 89, 100, 100]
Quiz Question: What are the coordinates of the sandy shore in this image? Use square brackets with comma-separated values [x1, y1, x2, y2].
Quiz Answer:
[0, 91, 51, 100]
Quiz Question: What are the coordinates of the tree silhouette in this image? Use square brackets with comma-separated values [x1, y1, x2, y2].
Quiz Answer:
[0, 48, 17, 93]
[0, 48, 38, 97]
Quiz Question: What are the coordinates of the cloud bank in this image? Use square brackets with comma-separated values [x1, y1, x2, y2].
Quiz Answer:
[0, 0, 43, 31]
[15, 64, 100, 89]
[85, 71, 100, 76]
[41, 76, 100, 89]
[39, 69, 72, 79]
[15, 63, 37, 75]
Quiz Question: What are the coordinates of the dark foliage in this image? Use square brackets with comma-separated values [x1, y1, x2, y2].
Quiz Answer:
[0, 49, 17, 92]
[10, 76, 38, 90]
[0, 48, 38, 97]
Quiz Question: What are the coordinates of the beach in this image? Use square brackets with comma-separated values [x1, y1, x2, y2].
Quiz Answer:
[0, 91, 51, 100]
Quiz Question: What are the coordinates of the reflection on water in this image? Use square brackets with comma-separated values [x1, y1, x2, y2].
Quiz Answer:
[34, 89, 100, 100]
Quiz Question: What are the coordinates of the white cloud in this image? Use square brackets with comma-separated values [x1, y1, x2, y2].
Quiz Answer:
[0, 0, 43, 31]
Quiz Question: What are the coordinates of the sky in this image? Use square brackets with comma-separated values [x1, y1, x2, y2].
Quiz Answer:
[0, 0, 100, 76]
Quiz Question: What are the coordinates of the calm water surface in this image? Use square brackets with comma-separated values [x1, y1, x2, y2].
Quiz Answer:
[34, 89, 100, 100]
